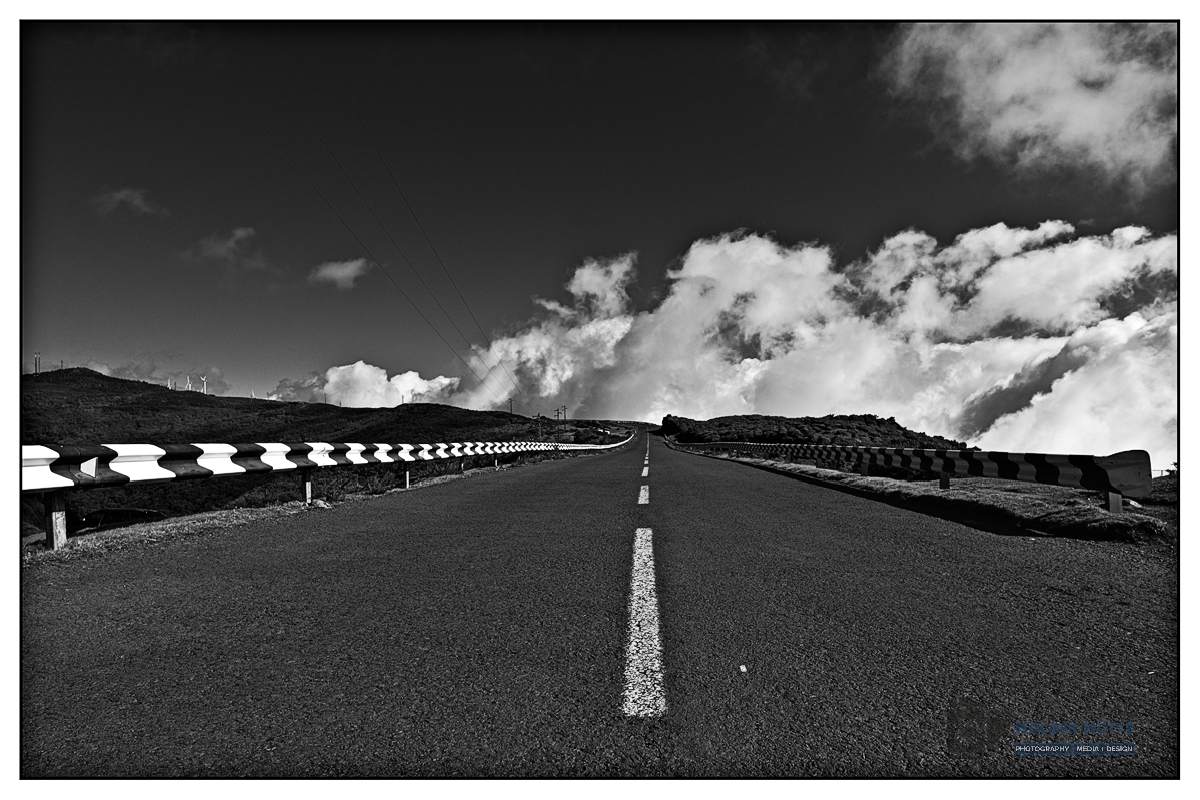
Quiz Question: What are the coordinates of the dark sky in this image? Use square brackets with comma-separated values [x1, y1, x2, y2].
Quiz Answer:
[21, 21, 1178, 397]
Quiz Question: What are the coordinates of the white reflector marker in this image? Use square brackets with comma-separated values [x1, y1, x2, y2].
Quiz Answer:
[622, 528, 666, 718]
[638, 485, 649, 504]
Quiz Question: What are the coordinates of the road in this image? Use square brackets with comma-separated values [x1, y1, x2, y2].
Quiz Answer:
[22, 433, 1178, 777]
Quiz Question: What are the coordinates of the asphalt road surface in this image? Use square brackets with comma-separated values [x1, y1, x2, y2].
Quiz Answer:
[22, 433, 1178, 777]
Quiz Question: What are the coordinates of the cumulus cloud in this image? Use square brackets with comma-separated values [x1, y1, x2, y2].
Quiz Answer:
[974, 308, 1177, 464]
[886, 22, 1178, 191]
[92, 187, 169, 216]
[267, 361, 459, 407]
[451, 223, 1177, 468]
[309, 258, 372, 290]
[272, 221, 1177, 468]
[452, 255, 638, 412]
[325, 361, 459, 406]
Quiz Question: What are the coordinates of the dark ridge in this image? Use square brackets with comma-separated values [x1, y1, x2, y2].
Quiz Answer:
[660, 412, 968, 450]
[21, 368, 616, 446]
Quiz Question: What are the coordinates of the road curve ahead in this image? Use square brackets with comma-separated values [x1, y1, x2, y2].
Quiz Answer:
[22, 434, 1177, 777]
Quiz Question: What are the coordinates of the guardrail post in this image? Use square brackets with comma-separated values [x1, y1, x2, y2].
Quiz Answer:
[44, 491, 68, 550]
[1107, 491, 1123, 513]
[939, 472, 950, 490]
[300, 468, 313, 504]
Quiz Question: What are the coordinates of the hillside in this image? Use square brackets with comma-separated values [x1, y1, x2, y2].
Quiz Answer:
[21, 369, 628, 537]
[660, 413, 968, 449]
[22, 368, 614, 445]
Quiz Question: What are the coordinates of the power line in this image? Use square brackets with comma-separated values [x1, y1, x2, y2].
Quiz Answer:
[322, 145, 494, 386]
[377, 151, 524, 399]
[310, 184, 491, 387]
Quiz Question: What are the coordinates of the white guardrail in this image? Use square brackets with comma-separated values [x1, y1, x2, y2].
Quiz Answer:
[22, 433, 635, 549]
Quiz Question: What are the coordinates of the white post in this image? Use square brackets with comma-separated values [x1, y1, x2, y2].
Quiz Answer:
[1107, 491, 1123, 513]
[44, 491, 68, 550]
[405, 469, 410, 489]
[300, 469, 313, 504]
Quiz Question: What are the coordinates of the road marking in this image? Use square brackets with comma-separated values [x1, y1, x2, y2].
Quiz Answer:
[622, 527, 666, 718]
[641, 466, 649, 477]
[638, 485, 649, 504]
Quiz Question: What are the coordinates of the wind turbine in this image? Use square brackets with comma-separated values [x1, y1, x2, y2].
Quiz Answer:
[185, 376, 192, 391]
[200, 376, 208, 395]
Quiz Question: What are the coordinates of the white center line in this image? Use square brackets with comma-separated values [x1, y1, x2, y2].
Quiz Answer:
[622, 527, 666, 718]
[638, 485, 649, 504]
[641, 466, 649, 477]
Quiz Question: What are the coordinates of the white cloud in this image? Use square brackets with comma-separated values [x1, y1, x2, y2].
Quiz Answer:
[564, 254, 636, 317]
[451, 223, 1177, 468]
[976, 308, 1177, 463]
[309, 258, 372, 290]
[276, 221, 1178, 468]
[887, 22, 1178, 191]
[454, 258, 638, 412]
[949, 231, 1175, 335]
[92, 187, 169, 216]
[322, 361, 459, 407]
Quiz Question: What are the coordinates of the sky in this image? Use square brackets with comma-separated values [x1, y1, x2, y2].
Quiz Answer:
[21, 21, 1179, 466]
